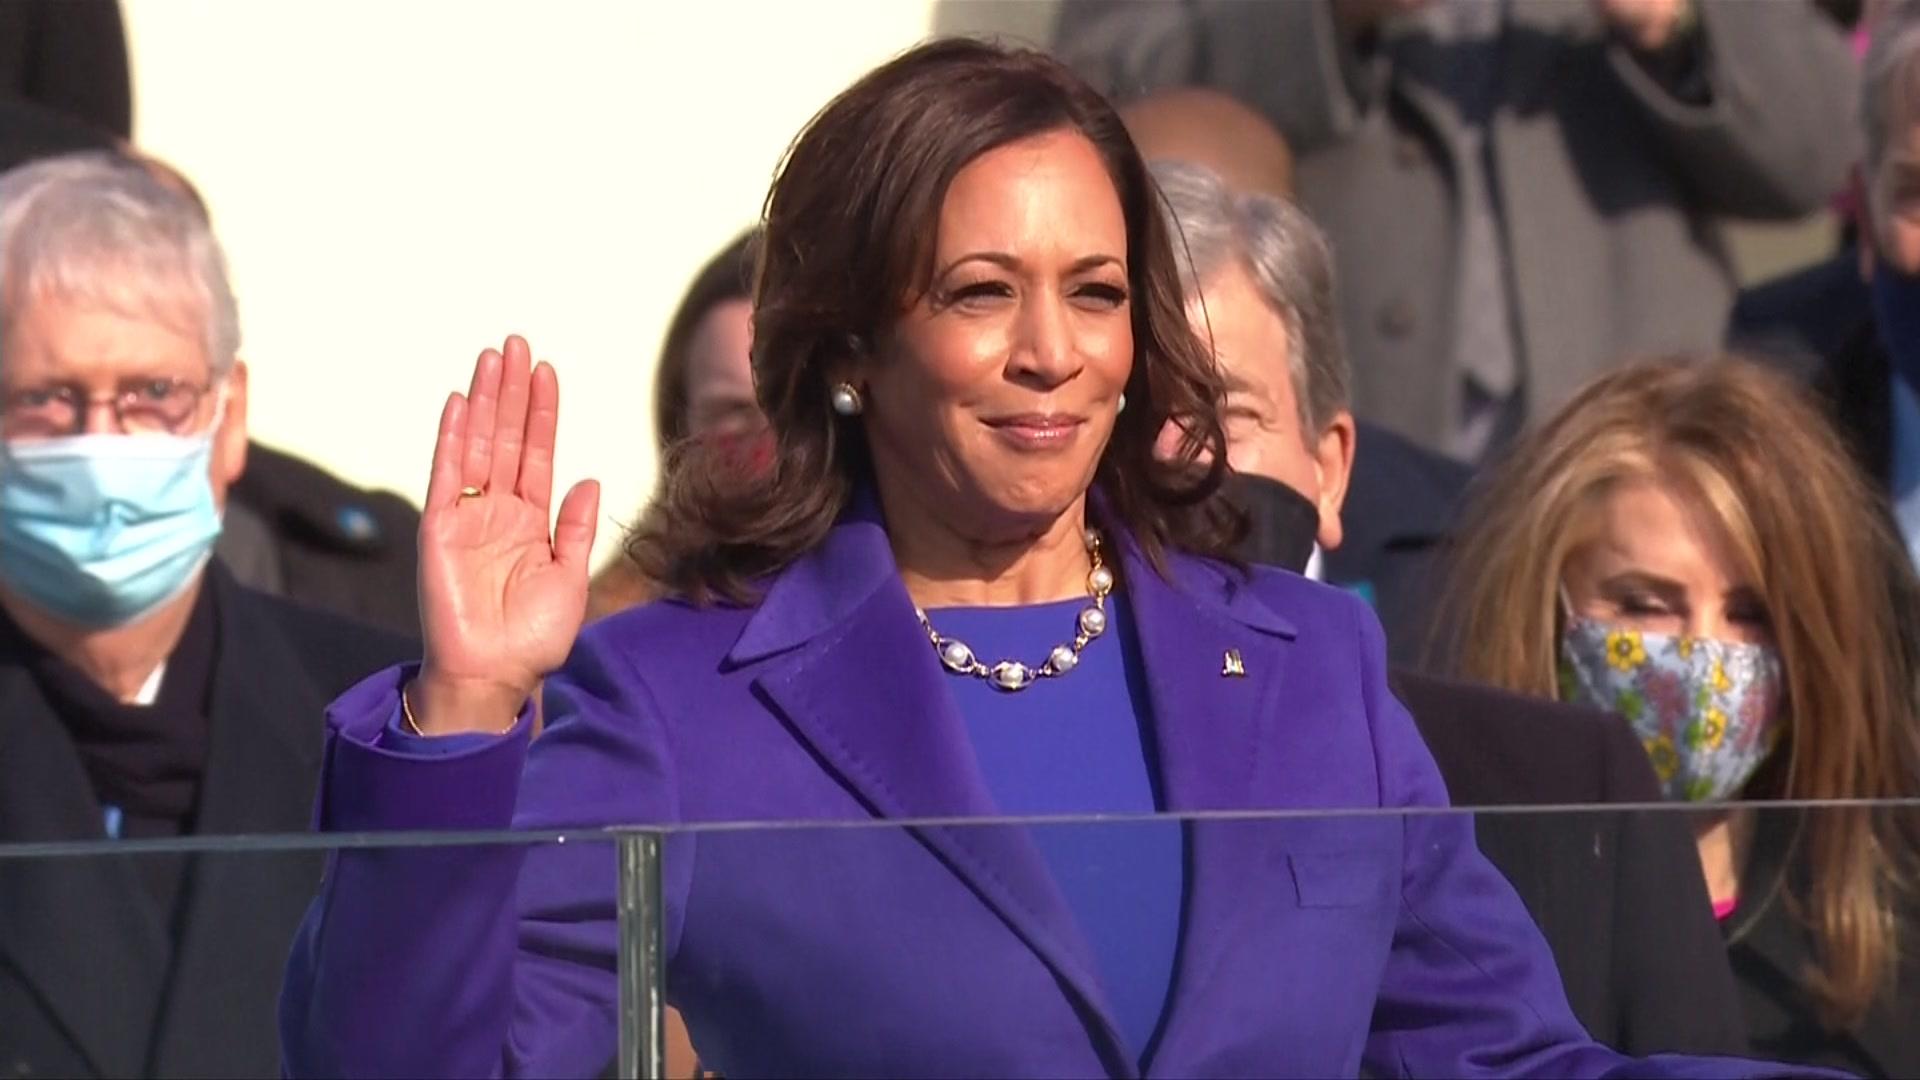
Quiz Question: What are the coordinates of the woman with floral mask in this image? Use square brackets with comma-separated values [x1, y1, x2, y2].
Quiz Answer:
[1439, 355, 1920, 1076]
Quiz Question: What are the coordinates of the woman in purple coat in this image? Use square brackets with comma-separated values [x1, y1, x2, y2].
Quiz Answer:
[279, 39, 1823, 1080]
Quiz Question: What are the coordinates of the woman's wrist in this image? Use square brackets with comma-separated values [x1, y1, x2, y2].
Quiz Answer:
[406, 670, 527, 737]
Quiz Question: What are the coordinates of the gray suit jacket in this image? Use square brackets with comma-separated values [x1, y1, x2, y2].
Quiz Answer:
[1054, 0, 1858, 455]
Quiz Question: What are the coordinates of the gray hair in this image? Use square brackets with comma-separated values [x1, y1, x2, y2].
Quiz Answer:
[1863, 1, 1920, 174]
[0, 152, 240, 376]
[1148, 159, 1348, 441]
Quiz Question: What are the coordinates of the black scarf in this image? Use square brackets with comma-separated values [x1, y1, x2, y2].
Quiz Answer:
[2, 585, 218, 920]
[1226, 472, 1321, 575]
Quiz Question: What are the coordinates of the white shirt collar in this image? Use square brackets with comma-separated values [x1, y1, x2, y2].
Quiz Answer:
[134, 661, 167, 706]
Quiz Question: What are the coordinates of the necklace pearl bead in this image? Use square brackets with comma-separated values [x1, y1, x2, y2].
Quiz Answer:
[940, 639, 976, 672]
[917, 530, 1108, 692]
[989, 661, 1034, 691]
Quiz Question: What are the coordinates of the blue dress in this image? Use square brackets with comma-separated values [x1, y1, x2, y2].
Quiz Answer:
[924, 592, 1183, 1064]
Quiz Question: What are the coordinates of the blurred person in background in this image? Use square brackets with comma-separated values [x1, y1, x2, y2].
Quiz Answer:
[1119, 83, 1471, 669]
[1117, 87, 1295, 199]
[0, 152, 416, 1078]
[1152, 156, 1748, 1056]
[1765, 1, 1920, 580]
[0, 0, 131, 142]
[0, 97, 118, 176]
[588, 230, 759, 621]
[1055, 0, 1859, 464]
[1727, 0, 1894, 406]
[1439, 356, 1920, 1076]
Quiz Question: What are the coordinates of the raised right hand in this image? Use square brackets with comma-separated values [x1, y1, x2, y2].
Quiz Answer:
[411, 336, 600, 735]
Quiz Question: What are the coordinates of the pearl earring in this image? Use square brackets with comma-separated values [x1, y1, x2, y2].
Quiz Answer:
[1117, 393, 1127, 415]
[830, 382, 864, 417]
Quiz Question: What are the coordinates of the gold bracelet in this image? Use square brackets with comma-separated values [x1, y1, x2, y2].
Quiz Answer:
[401, 682, 517, 737]
[401, 682, 428, 736]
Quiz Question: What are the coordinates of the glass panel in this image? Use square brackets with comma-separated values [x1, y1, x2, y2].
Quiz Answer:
[623, 802, 1920, 1079]
[3, 801, 1916, 1078]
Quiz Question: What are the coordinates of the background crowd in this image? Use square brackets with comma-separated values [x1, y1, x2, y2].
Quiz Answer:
[1, 0, 1918, 1077]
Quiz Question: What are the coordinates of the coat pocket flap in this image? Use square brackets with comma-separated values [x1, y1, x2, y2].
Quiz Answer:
[1287, 851, 1391, 909]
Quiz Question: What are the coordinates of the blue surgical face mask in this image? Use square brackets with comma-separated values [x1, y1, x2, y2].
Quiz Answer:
[1871, 261, 1920, 392]
[0, 419, 225, 628]
[1558, 613, 1785, 803]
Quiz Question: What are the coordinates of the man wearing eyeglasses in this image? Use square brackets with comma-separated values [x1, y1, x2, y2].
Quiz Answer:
[0, 152, 415, 1079]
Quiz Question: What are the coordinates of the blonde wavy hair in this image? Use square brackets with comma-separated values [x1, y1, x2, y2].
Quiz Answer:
[1439, 356, 1920, 1030]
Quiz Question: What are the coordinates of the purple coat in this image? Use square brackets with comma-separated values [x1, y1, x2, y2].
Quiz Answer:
[280, 503, 1808, 1078]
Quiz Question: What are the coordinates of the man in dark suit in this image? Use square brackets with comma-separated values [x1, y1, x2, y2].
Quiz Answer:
[0, 151, 416, 1076]
[1322, 417, 1471, 670]
[1213, 411, 1467, 671]
[1113, 84, 1470, 668]
[0, 566, 413, 1077]
[1728, 7, 1920, 572]
[1155, 157, 1748, 1055]
[1726, 11, 1920, 580]
[1729, 256, 1898, 519]
[1726, 246, 1871, 384]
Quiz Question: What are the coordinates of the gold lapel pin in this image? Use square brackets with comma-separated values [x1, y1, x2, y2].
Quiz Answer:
[1221, 649, 1246, 678]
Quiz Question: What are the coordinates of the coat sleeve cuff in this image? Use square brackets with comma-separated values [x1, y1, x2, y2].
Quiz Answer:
[315, 663, 533, 832]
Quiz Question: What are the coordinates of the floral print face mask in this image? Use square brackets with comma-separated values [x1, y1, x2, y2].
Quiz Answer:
[1558, 615, 1784, 802]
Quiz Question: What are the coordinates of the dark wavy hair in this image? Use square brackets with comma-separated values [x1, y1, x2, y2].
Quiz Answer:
[631, 38, 1240, 602]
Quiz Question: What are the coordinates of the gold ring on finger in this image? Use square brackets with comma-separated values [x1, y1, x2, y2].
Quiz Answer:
[458, 485, 485, 501]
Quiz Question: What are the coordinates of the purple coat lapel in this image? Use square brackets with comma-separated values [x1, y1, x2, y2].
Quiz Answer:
[729, 499, 1303, 1074]
[1116, 536, 1300, 1071]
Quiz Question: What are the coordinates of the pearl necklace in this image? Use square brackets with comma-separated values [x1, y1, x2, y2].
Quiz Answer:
[913, 530, 1115, 692]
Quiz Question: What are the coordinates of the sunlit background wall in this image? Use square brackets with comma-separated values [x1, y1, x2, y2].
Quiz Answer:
[121, 0, 1056, 571]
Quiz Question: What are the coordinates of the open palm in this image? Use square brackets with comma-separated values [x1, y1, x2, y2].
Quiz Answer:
[413, 336, 599, 734]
